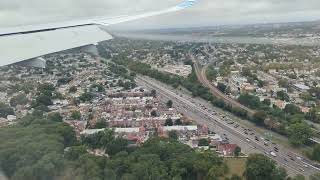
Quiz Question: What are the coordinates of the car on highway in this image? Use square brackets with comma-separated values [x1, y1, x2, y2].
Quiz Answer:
[270, 152, 277, 157]
[264, 142, 268, 146]
[255, 136, 259, 141]
[246, 138, 251, 142]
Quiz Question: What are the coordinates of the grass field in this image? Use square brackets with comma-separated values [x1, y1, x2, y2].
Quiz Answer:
[224, 157, 247, 179]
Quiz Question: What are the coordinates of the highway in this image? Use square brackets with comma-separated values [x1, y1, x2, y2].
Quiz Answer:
[136, 75, 320, 178]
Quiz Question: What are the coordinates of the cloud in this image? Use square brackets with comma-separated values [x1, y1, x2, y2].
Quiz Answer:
[0, 0, 320, 29]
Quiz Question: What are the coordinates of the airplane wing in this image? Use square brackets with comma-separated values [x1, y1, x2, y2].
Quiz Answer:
[0, 0, 197, 67]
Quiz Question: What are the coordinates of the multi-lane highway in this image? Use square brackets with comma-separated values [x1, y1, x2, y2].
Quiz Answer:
[136, 75, 320, 177]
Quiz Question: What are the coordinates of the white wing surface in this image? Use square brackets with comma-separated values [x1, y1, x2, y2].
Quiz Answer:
[0, 0, 197, 66]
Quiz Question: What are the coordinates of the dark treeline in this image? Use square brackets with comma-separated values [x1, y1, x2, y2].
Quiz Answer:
[0, 112, 231, 180]
[0, 108, 298, 180]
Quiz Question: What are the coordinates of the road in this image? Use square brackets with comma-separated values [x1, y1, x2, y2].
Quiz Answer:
[191, 55, 255, 116]
[136, 75, 320, 178]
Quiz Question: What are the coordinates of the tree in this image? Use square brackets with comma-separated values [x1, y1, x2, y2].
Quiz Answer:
[217, 83, 227, 93]
[198, 138, 209, 146]
[79, 91, 93, 102]
[150, 110, 157, 117]
[106, 138, 128, 156]
[310, 144, 320, 162]
[123, 81, 134, 90]
[288, 122, 313, 146]
[37, 83, 55, 96]
[232, 107, 248, 118]
[306, 107, 320, 123]
[10, 93, 29, 107]
[81, 129, 114, 149]
[168, 131, 178, 140]
[272, 167, 287, 180]
[166, 100, 173, 108]
[94, 119, 108, 129]
[174, 119, 182, 125]
[35, 94, 53, 106]
[165, 118, 173, 126]
[238, 94, 261, 109]
[69, 86, 78, 93]
[241, 67, 252, 77]
[58, 77, 73, 85]
[278, 79, 289, 88]
[71, 111, 81, 120]
[257, 80, 265, 88]
[276, 91, 290, 102]
[245, 154, 287, 180]
[206, 65, 218, 81]
[0, 103, 14, 118]
[151, 89, 157, 97]
[234, 146, 241, 157]
[300, 92, 313, 101]
[284, 104, 301, 115]
[65, 146, 87, 160]
[252, 111, 267, 125]
[310, 87, 320, 100]
[48, 112, 63, 122]
[90, 83, 105, 92]
[262, 99, 271, 106]
[0, 115, 76, 180]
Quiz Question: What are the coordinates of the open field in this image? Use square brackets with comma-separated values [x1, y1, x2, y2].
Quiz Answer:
[224, 157, 247, 179]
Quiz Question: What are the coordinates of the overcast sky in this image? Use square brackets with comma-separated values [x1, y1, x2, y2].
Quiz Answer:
[1, 0, 320, 30]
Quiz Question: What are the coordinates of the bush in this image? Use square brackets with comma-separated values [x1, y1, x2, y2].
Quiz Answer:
[71, 111, 81, 120]
[198, 138, 209, 146]
[0, 103, 14, 118]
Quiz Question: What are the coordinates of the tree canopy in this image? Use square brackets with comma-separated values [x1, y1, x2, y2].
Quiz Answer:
[0, 102, 14, 118]
[238, 94, 261, 109]
[1, 109, 230, 180]
[288, 122, 313, 146]
[10, 93, 29, 107]
[0, 114, 76, 180]
[245, 154, 287, 180]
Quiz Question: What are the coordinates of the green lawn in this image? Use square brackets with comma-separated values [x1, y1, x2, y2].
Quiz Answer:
[224, 157, 247, 179]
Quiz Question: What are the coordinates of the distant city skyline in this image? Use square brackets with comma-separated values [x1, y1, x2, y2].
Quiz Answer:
[1, 0, 320, 30]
